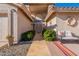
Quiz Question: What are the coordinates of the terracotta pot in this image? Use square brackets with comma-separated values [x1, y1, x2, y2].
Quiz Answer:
[7, 38, 14, 46]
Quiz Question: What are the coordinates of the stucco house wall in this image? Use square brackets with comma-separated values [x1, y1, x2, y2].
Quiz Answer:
[47, 17, 56, 31]
[56, 12, 79, 36]
[0, 4, 33, 43]
[47, 17, 56, 26]
[0, 4, 18, 42]
[17, 9, 33, 41]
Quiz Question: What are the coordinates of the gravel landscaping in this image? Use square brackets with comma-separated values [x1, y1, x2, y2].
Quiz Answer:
[0, 42, 32, 56]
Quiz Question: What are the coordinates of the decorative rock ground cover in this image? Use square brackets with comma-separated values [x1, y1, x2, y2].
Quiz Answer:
[0, 42, 31, 56]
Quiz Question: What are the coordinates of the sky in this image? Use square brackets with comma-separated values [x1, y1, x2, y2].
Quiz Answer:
[55, 3, 79, 7]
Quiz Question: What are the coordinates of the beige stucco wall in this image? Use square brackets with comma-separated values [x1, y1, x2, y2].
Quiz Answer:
[17, 9, 32, 41]
[47, 17, 56, 26]
[0, 4, 17, 13]
[0, 17, 8, 41]
[56, 12, 79, 36]
[0, 4, 18, 42]
[47, 17, 56, 31]
[0, 4, 33, 42]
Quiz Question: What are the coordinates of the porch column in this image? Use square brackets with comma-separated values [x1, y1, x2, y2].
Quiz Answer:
[10, 9, 18, 43]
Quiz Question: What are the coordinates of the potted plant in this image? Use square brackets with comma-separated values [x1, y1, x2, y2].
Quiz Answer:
[6, 35, 14, 46]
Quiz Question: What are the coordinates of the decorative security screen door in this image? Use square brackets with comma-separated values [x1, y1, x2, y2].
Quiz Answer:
[34, 21, 43, 33]
[35, 23, 42, 33]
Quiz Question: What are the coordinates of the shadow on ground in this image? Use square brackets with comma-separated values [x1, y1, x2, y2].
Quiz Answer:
[61, 40, 79, 44]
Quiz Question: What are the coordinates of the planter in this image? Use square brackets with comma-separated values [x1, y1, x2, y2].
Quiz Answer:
[7, 38, 14, 46]
[6, 36, 14, 46]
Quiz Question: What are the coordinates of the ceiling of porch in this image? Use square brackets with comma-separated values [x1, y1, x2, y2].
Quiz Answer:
[25, 3, 55, 20]
[29, 4, 48, 14]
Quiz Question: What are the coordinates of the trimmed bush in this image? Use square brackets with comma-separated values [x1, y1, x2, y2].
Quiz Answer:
[21, 30, 35, 41]
[42, 29, 46, 36]
[42, 29, 56, 41]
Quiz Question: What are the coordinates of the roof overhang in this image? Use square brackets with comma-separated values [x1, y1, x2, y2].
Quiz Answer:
[8, 3, 33, 22]
[56, 7, 79, 12]
[29, 4, 51, 14]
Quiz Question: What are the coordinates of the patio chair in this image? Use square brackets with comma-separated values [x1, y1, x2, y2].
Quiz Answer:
[57, 31, 79, 41]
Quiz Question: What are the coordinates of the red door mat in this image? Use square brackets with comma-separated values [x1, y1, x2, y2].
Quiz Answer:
[54, 41, 77, 56]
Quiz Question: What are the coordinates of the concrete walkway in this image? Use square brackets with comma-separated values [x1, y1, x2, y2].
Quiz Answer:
[46, 41, 65, 56]
[27, 33, 65, 56]
[27, 33, 51, 56]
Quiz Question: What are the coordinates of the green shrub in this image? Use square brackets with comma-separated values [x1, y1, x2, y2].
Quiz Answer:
[43, 29, 56, 41]
[42, 29, 46, 36]
[21, 30, 35, 41]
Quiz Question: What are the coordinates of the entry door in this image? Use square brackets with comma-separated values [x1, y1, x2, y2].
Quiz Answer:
[0, 17, 8, 42]
[35, 23, 43, 33]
